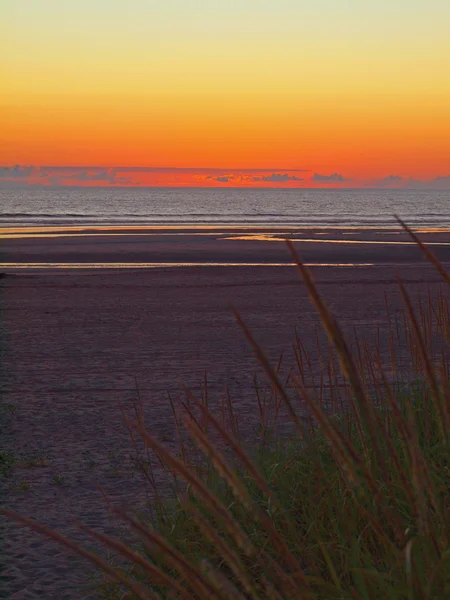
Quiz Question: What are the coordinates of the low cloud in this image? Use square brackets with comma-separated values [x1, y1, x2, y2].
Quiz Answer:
[405, 176, 450, 189]
[65, 169, 131, 185]
[370, 175, 450, 189]
[259, 173, 303, 182]
[424, 175, 450, 189]
[382, 175, 403, 183]
[4, 165, 447, 189]
[1, 166, 307, 187]
[373, 175, 405, 187]
[311, 172, 346, 183]
[210, 172, 304, 184]
[0, 166, 133, 186]
[0, 165, 36, 179]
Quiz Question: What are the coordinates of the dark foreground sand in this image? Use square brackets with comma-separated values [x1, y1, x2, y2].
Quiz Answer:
[0, 227, 449, 599]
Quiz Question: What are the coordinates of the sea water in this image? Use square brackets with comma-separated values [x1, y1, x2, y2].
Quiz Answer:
[1, 187, 449, 228]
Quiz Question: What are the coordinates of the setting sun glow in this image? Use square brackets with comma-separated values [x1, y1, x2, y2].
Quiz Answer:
[2, 0, 450, 187]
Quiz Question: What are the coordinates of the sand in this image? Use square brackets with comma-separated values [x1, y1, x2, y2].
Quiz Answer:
[1, 225, 450, 266]
[0, 227, 449, 599]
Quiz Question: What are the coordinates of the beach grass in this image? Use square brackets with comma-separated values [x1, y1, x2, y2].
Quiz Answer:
[1, 223, 449, 599]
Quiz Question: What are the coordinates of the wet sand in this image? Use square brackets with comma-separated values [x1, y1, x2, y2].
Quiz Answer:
[1, 224, 450, 267]
[0, 227, 449, 598]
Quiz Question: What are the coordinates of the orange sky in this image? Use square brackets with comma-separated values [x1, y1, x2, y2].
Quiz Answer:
[2, 1, 450, 187]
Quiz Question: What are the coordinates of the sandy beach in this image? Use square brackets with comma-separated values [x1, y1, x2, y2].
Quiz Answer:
[2, 225, 450, 267]
[1, 227, 449, 598]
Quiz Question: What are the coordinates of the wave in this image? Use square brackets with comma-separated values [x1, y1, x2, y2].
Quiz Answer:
[2, 212, 450, 222]
[2, 220, 449, 230]
[3, 210, 450, 219]
[2, 188, 450, 228]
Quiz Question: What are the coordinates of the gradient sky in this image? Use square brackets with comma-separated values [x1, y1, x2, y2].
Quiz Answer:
[2, 1, 450, 187]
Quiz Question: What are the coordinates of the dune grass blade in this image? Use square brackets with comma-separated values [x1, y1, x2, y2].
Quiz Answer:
[286, 240, 403, 490]
[292, 374, 406, 550]
[398, 277, 448, 446]
[232, 306, 308, 441]
[130, 420, 256, 558]
[199, 559, 248, 600]
[285, 241, 366, 399]
[180, 500, 262, 599]
[186, 391, 280, 506]
[395, 216, 450, 286]
[137, 410, 313, 595]
[285, 241, 384, 463]
[181, 413, 253, 509]
[110, 507, 225, 600]
[74, 521, 192, 599]
[168, 392, 188, 468]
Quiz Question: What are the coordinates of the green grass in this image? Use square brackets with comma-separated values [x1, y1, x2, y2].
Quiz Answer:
[1, 223, 450, 599]
[139, 387, 449, 599]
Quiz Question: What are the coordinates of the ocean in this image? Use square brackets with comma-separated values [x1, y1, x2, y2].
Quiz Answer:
[1, 187, 449, 228]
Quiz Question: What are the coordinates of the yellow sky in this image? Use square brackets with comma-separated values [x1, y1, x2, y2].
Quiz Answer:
[2, 1, 450, 183]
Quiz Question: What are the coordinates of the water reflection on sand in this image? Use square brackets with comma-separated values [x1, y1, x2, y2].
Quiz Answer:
[223, 235, 450, 246]
[0, 262, 376, 269]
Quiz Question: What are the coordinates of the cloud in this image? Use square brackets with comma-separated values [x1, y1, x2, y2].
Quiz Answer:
[369, 175, 450, 189]
[259, 173, 303, 182]
[311, 172, 346, 183]
[66, 169, 131, 184]
[5, 165, 447, 189]
[425, 175, 450, 189]
[382, 175, 403, 183]
[0, 165, 309, 187]
[0, 165, 132, 186]
[404, 176, 450, 189]
[211, 172, 304, 184]
[0, 165, 36, 179]
[372, 175, 405, 187]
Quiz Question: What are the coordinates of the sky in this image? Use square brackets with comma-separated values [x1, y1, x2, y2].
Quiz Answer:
[2, 0, 450, 188]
